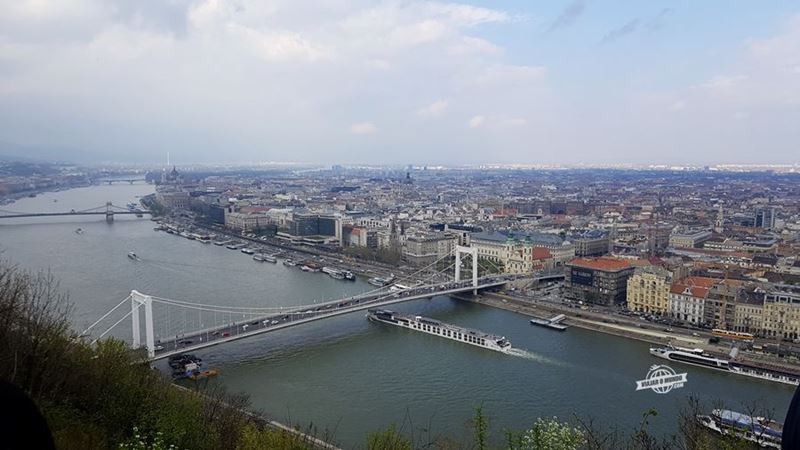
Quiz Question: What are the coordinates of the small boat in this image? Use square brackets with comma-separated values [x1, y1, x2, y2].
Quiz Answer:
[344, 271, 356, 281]
[241, 248, 255, 255]
[188, 369, 219, 380]
[322, 267, 345, 279]
[283, 259, 297, 267]
[530, 314, 568, 331]
[253, 254, 265, 262]
[262, 255, 277, 263]
[127, 252, 140, 261]
[74, 228, 84, 235]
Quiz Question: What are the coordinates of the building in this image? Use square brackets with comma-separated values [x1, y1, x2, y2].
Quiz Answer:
[565, 257, 636, 305]
[669, 228, 712, 249]
[703, 281, 742, 330]
[470, 231, 574, 273]
[762, 288, 800, 340]
[754, 206, 776, 230]
[289, 212, 341, 238]
[642, 223, 673, 255]
[225, 211, 269, 232]
[402, 233, 456, 267]
[155, 190, 190, 210]
[668, 277, 715, 325]
[626, 265, 673, 314]
[572, 230, 610, 257]
[733, 298, 764, 335]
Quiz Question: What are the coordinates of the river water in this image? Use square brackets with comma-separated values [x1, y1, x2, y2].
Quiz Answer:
[0, 184, 794, 448]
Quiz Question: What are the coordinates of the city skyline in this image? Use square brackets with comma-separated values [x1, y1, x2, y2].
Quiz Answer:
[1, 1, 800, 165]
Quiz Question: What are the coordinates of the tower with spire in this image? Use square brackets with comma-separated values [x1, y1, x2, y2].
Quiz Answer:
[714, 204, 724, 234]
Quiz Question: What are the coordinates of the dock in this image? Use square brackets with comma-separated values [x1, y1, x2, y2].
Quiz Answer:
[530, 313, 568, 331]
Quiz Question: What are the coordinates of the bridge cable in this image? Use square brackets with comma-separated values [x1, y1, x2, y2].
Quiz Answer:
[80, 295, 131, 336]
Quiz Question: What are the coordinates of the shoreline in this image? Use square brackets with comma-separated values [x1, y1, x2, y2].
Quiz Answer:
[461, 291, 800, 378]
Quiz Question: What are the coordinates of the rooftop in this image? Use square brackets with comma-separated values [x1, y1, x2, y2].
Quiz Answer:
[568, 257, 633, 271]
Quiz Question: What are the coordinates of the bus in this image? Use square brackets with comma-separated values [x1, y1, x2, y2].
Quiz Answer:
[712, 329, 755, 342]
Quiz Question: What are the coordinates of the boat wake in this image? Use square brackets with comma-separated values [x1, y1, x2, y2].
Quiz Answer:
[506, 347, 569, 367]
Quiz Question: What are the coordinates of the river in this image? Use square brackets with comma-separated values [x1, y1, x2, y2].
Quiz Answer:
[0, 184, 793, 448]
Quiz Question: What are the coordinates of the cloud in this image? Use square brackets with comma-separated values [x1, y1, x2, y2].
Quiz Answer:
[349, 122, 377, 134]
[469, 115, 486, 128]
[417, 100, 449, 118]
[646, 8, 674, 31]
[600, 19, 640, 44]
[547, 0, 586, 32]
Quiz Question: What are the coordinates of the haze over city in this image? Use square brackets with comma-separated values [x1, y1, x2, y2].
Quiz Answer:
[1, 0, 800, 166]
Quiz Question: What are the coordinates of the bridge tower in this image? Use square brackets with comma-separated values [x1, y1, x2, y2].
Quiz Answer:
[455, 245, 478, 294]
[130, 290, 155, 358]
[105, 201, 114, 223]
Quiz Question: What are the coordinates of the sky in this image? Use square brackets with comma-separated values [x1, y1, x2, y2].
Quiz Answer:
[1, 0, 799, 166]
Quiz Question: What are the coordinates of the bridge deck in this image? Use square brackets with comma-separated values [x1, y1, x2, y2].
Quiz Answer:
[150, 280, 507, 361]
[0, 211, 151, 219]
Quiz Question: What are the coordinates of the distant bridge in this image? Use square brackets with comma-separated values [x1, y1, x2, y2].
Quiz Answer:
[91, 178, 148, 185]
[0, 202, 151, 221]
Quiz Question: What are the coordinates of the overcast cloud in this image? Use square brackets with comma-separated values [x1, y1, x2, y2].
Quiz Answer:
[0, 0, 799, 165]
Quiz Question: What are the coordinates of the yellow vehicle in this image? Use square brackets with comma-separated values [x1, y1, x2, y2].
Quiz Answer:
[712, 329, 754, 342]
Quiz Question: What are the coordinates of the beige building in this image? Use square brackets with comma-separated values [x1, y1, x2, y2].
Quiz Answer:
[225, 211, 269, 232]
[470, 231, 568, 274]
[762, 289, 800, 340]
[733, 302, 764, 335]
[402, 233, 457, 267]
[626, 266, 673, 314]
[156, 190, 190, 210]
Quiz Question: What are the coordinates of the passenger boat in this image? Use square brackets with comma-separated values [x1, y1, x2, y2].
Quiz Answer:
[322, 267, 345, 279]
[253, 254, 265, 262]
[650, 346, 800, 386]
[344, 271, 356, 281]
[241, 248, 255, 255]
[367, 309, 512, 354]
[368, 274, 396, 286]
[262, 254, 277, 263]
[697, 409, 782, 448]
[283, 259, 297, 266]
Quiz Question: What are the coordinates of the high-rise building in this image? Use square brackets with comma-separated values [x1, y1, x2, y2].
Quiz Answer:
[754, 206, 776, 229]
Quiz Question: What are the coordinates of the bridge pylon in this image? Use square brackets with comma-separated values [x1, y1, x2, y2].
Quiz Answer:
[131, 290, 155, 358]
[105, 201, 114, 223]
[455, 246, 478, 294]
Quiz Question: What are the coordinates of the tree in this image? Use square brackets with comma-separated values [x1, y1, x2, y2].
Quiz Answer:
[517, 417, 585, 450]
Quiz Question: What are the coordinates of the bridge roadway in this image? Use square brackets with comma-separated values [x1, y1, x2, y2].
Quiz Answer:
[150, 278, 510, 361]
[0, 210, 151, 219]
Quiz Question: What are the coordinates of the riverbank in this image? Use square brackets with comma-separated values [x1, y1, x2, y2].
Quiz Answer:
[464, 291, 800, 377]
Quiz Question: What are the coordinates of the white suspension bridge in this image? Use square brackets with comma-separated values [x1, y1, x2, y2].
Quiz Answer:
[83, 246, 561, 361]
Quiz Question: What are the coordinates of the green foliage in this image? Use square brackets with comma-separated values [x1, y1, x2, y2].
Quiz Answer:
[473, 406, 490, 450]
[118, 427, 178, 450]
[366, 424, 412, 450]
[344, 246, 402, 265]
[0, 262, 316, 450]
[517, 417, 585, 450]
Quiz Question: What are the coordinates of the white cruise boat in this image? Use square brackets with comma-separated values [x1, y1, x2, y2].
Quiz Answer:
[650, 347, 799, 386]
[697, 409, 782, 448]
[367, 309, 512, 354]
